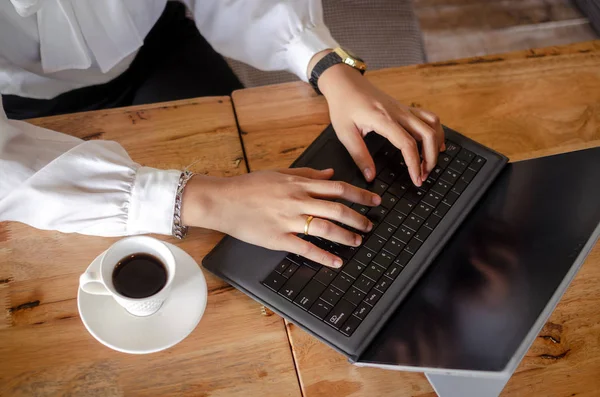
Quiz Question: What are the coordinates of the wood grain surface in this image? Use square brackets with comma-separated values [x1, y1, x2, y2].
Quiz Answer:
[0, 97, 301, 397]
[232, 41, 600, 397]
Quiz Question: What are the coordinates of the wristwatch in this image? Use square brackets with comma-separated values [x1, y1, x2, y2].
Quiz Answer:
[309, 47, 367, 95]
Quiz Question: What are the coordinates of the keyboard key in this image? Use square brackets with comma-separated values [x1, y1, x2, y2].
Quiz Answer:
[309, 300, 333, 320]
[421, 176, 436, 191]
[364, 289, 383, 306]
[263, 271, 287, 292]
[413, 203, 433, 220]
[352, 204, 370, 216]
[393, 226, 414, 244]
[461, 168, 477, 183]
[383, 238, 405, 257]
[469, 156, 486, 171]
[326, 299, 357, 329]
[368, 179, 389, 196]
[457, 148, 475, 163]
[334, 244, 357, 260]
[444, 140, 461, 157]
[340, 314, 362, 336]
[292, 255, 321, 271]
[353, 302, 372, 320]
[342, 260, 366, 279]
[373, 250, 394, 269]
[430, 166, 444, 180]
[378, 168, 400, 185]
[353, 275, 375, 293]
[320, 287, 343, 306]
[331, 272, 354, 293]
[380, 192, 399, 209]
[282, 262, 299, 278]
[354, 247, 376, 265]
[275, 259, 292, 274]
[433, 203, 451, 218]
[344, 287, 366, 306]
[314, 267, 336, 286]
[364, 235, 385, 253]
[384, 263, 403, 280]
[424, 214, 442, 229]
[374, 223, 396, 240]
[367, 206, 388, 224]
[449, 158, 468, 173]
[440, 169, 460, 185]
[431, 180, 451, 196]
[452, 180, 468, 194]
[414, 225, 433, 242]
[384, 210, 406, 228]
[363, 264, 383, 282]
[437, 153, 452, 169]
[403, 214, 423, 232]
[392, 151, 408, 169]
[405, 238, 422, 254]
[279, 266, 316, 300]
[422, 191, 442, 208]
[374, 276, 393, 293]
[293, 280, 327, 310]
[394, 250, 413, 267]
[387, 179, 409, 198]
[394, 198, 415, 215]
[404, 187, 425, 203]
[443, 191, 460, 206]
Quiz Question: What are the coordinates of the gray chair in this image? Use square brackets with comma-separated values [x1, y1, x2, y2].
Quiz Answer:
[227, 0, 426, 88]
[574, 0, 600, 34]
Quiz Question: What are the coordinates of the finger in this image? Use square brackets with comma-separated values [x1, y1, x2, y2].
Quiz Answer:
[374, 117, 422, 186]
[278, 167, 334, 180]
[335, 122, 376, 181]
[304, 200, 373, 233]
[303, 217, 363, 246]
[306, 179, 381, 207]
[396, 110, 438, 176]
[410, 108, 445, 152]
[284, 235, 343, 268]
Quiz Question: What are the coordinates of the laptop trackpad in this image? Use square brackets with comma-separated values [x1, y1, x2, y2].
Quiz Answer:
[298, 138, 362, 183]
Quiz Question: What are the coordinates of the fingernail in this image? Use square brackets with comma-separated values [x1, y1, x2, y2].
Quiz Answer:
[364, 168, 373, 181]
[334, 258, 343, 268]
[354, 235, 362, 246]
[367, 222, 374, 232]
[416, 176, 422, 187]
[372, 195, 381, 206]
[441, 142, 447, 152]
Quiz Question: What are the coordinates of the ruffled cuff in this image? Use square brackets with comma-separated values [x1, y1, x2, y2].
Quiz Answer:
[285, 25, 339, 82]
[127, 166, 181, 235]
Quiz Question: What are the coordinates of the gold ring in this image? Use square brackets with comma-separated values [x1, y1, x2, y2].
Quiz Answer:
[304, 215, 314, 236]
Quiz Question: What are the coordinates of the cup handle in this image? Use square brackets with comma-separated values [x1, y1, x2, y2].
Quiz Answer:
[79, 272, 111, 295]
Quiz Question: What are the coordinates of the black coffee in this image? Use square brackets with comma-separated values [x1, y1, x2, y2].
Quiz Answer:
[112, 253, 167, 299]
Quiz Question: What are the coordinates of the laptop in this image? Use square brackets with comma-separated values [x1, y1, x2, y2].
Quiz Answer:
[203, 125, 600, 373]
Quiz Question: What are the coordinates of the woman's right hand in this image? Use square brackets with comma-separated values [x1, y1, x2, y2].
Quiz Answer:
[181, 168, 381, 268]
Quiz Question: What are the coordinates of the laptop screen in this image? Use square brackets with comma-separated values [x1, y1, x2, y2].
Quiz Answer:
[360, 147, 600, 372]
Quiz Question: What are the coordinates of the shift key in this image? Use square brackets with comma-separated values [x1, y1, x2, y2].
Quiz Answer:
[278, 266, 316, 301]
[293, 279, 327, 310]
[325, 299, 357, 329]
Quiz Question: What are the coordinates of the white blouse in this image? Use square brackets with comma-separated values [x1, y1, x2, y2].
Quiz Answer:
[0, 0, 338, 236]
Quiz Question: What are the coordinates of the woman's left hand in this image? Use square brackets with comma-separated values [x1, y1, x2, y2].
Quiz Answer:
[311, 52, 446, 187]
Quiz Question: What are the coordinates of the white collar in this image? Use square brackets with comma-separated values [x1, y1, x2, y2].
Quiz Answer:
[10, 0, 143, 74]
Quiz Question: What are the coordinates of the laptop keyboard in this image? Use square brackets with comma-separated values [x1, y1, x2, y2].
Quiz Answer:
[262, 139, 486, 336]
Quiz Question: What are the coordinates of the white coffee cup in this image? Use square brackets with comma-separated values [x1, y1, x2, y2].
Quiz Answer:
[79, 236, 176, 316]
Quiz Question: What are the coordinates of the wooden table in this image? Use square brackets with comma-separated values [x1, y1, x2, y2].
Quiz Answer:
[233, 41, 600, 397]
[0, 98, 301, 397]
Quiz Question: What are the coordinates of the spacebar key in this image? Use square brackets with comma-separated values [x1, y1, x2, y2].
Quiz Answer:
[278, 266, 316, 301]
[325, 299, 357, 329]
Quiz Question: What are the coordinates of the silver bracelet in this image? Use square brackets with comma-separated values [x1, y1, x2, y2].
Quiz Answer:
[172, 170, 195, 239]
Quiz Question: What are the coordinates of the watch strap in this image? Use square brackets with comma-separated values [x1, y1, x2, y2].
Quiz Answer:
[309, 51, 344, 95]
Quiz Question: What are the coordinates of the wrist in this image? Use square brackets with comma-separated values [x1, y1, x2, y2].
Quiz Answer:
[180, 174, 222, 231]
[318, 63, 363, 98]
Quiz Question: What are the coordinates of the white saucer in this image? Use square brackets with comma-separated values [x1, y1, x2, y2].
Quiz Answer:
[78, 242, 207, 354]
